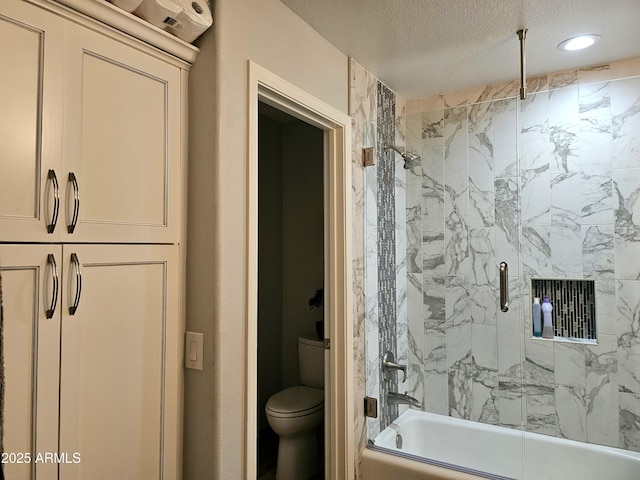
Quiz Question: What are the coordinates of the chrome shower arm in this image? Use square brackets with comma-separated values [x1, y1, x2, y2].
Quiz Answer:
[383, 143, 404, 156]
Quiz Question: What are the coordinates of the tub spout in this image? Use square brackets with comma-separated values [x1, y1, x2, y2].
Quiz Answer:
[387, 391, 422, 408]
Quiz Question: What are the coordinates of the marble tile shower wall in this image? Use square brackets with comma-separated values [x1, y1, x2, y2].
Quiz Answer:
[405, 57, 640, 452]
[349, 58, 370, 472]
[349, 58, 408, 439]
[376, 82, 409, 429]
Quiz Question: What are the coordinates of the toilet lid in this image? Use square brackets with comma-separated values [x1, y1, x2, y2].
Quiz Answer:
[266, 386, 324, 416]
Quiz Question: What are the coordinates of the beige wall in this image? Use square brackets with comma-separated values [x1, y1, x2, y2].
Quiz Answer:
[256, 116, 324, 430]
[281, 120, 325, 389]
[184, 0, 349, 477]
[257, 114, 284, 431]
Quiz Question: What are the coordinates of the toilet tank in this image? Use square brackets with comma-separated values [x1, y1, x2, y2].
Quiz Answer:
[298, 336, 324, 389]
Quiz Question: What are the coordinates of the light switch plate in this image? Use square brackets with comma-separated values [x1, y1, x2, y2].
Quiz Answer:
[185, 331, 204, 371]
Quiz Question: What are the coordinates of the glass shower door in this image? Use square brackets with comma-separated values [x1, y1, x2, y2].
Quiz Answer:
[361, 76, 528, 478]
[403, 92, 528, 478]
[518, 67, 640, 478]
[359, 55, 640, 480]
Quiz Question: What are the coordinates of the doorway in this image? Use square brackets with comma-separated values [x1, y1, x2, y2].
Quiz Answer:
[247, 61, 354, 480]
[257, 101, 325, 478]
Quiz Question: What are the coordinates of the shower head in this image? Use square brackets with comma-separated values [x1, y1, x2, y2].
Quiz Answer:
[384, 144, 421, 170]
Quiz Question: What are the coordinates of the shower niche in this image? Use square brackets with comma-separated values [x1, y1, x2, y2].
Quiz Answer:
[530, 278, 597, 342]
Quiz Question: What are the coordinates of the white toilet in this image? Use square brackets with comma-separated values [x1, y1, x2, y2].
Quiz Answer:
[265, 335, 324, 480]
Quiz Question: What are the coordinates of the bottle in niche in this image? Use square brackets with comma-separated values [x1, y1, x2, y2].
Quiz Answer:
[532, 297, 542, 337]
[541, 296, 554, 339]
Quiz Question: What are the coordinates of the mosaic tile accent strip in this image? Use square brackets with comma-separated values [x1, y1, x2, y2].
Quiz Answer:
[531, 279, 597, 340]
[377, 81, 398, 429]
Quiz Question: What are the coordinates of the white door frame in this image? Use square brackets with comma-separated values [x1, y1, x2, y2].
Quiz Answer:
[246, 61, 354, 479]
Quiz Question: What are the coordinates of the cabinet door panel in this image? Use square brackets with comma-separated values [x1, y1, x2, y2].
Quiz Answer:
[0, 245, 61, 480]
[82, 53, 167, 227]
[0, 16, 40, 220]
[0, 0, 64, 241]
[64, 25, 182, 243]
[59, 245, 181, 480]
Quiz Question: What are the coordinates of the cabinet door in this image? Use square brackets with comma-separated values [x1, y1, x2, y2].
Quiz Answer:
[58, 244, 182, 480]
[62, 24, 183, 243]
[0, 245, 61, 480]
[0, 0, 64, 242]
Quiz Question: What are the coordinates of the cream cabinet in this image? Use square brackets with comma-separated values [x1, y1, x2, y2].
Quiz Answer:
[0, 0, 184, 243]
[0, 0, 193, 479]
[0, 245, 61, 480]
[0, 0, 65, 242]
[57, 245, 181, 480]
[0, 244, 181, 480]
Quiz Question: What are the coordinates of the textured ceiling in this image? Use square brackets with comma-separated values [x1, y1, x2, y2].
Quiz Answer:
[279, 0, 640, 98]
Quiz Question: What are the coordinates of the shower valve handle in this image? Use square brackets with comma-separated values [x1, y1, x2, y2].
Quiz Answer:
[382, 351, 407, 383]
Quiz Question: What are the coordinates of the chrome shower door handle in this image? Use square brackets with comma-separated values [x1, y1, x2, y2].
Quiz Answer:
[45, 253, 59, 319]
[69, 253, 82, 315]
[499, 262, 509, 312]
[67, 172, 79, 234]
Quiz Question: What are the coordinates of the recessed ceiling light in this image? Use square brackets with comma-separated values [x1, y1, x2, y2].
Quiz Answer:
[558, 34, 602, 51]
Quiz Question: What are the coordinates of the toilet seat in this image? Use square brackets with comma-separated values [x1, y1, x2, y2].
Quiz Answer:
[265, 386, 323, 418]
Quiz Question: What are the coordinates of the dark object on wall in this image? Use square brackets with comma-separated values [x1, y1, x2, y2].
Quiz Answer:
[308, 288, 324, 340]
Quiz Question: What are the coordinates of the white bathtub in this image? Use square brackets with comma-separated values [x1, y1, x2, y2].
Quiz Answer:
[361, 409, 640, 480]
